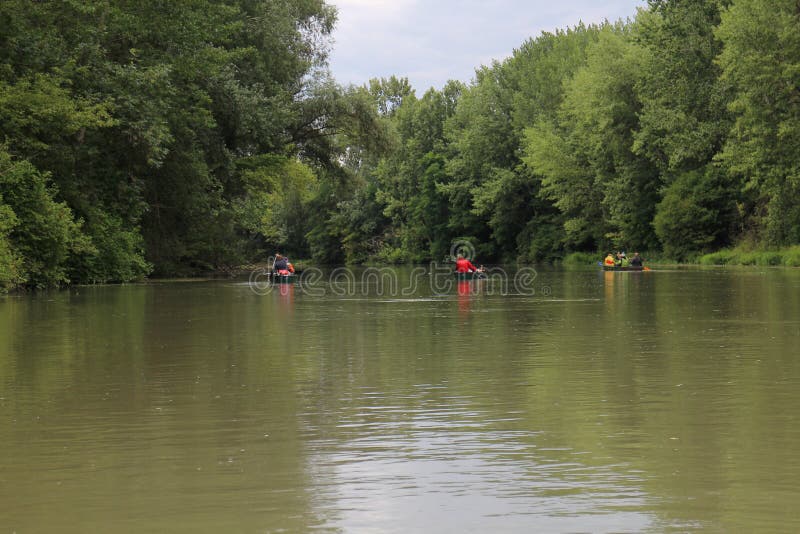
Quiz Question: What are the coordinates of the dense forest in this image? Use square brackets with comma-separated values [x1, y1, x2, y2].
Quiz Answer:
[1, 0, 799, 290]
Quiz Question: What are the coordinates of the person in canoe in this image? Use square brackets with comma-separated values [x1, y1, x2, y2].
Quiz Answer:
[629, 252, 643, 267]
[273, 253, 295, 275]
[455, 253, 483, 273]
[604, 253, 616, 266]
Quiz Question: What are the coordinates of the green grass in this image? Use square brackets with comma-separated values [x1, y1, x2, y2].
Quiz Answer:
[562, 252, 600, 266]
[698, 246, 800, 267]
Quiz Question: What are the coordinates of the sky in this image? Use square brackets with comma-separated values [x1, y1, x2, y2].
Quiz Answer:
[327, 0, 646, 92]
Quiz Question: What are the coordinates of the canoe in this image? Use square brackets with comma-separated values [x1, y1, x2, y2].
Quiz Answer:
[453, 271, 487, 280]
[269, 272, 297, 284]
[602, 265, 644, 272]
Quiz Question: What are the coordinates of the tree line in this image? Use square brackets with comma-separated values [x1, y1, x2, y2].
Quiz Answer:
[2, 0, 798, 290]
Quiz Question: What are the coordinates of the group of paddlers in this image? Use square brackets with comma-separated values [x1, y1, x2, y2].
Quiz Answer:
[273, 251, 645, 274]
[272, 253, 295, 275]
[603, 251, 643, 268]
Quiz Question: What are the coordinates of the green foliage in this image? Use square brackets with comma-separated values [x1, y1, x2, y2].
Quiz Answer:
[300, 82, 396, 264]
[524, 24, 660, 252]
[0, 198, 23, 291]
[508, 24, 603, 128]
[373, 245, 412, 265]
[0, 74, 116, 155]
[524, 122, 600, 249]
[369, 82, 464, 262]
[782, 247, 800, 267]
[716, 0, 800, 246]
[368, 76, 415, 117]
[697, 249, 736, 265]
[69, 207, 151, 283]
[634, 0, 731, 173]
[0, 0, 343, 279]
[442, 70, 516, 256]
[654, 165, 739, 260]
[333, 180, 391, 264]
[698, 246, 800, 267]
[562, 252, 600, 266]
[0, 150, 90, 288]
[232, 155, 318, 257]
[2, 0, 799, 281]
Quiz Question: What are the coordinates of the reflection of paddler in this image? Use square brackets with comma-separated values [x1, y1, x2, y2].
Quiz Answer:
[604, 270, 615, 304]
[458, 279, 472, 296]
[279, 281, 294, 303]
[457, 280, 471, 314]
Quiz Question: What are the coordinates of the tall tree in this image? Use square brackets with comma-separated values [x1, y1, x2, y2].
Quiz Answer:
[634, 0, 732, 173]
[0, 0, 345, 281]
[482, 25, 602, 260]
[524, 23, 660, 251]
[633, 0, 740, 258]
[716, 0, 800, 245]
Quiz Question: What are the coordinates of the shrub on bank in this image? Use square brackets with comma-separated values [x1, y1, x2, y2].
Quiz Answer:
[562, 252, 598, 266]
[0, 202, 23, 292]
[782, 246, 800, 267]
[698, 247, 800, 267]
[375, 246, 411, 265]
[0, 153, 89, 289]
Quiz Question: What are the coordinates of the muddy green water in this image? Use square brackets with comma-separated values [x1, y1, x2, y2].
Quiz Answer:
[1, 266, 799, 533]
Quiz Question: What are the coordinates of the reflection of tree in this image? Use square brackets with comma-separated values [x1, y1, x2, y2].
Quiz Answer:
[0, 283, 318, 531]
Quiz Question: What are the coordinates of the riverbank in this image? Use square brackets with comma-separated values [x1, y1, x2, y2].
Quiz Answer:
[697, 246, 800, 267]
[564, 246, 800, 268]
[5, 250, 800, 295]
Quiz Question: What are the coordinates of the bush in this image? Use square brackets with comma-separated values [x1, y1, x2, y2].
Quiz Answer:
[374, 245, 411, 265]
[654, 166, 738, 261]
[0, 151, 89, 288]
[736, 252, 759, 265]
[783, 247, 800, 267]
[698, 250, 737, 265]
[69, 208, 151, 283]
[698, 247, 800, 267]
[757, 252, 783, 266]
[0, 201, 24, 291]
[563, 252, 599, 266]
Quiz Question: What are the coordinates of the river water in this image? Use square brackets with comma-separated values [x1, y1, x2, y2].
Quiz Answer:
[1, 266, 799, 533]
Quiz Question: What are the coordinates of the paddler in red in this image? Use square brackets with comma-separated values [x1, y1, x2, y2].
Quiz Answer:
[455, 253, 479, 273]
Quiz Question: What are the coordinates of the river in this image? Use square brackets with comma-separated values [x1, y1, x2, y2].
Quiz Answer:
[1, 266, 799, 532]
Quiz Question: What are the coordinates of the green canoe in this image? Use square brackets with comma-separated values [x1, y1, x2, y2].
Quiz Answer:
[602, 265, 645, 272]
[453, 271, 487, 280]
[270, 272, 297, 284]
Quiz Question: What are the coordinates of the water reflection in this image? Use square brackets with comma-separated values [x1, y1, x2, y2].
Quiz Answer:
[278, 281, 295, 306]
[1, 268, 799, 532]
[308, 386, 657, 533]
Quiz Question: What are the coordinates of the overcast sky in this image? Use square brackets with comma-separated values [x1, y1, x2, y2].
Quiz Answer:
[327, 0, 646, 92]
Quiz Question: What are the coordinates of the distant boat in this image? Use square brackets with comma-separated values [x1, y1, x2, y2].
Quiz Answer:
[453, 271, 487, 280]
[602, 265, 645, 272]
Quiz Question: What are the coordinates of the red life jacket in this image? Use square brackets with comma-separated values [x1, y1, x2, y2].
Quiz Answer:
[455, 258, 477, 273]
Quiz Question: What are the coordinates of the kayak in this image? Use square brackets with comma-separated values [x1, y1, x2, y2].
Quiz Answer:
[453, 271, 487, 280]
